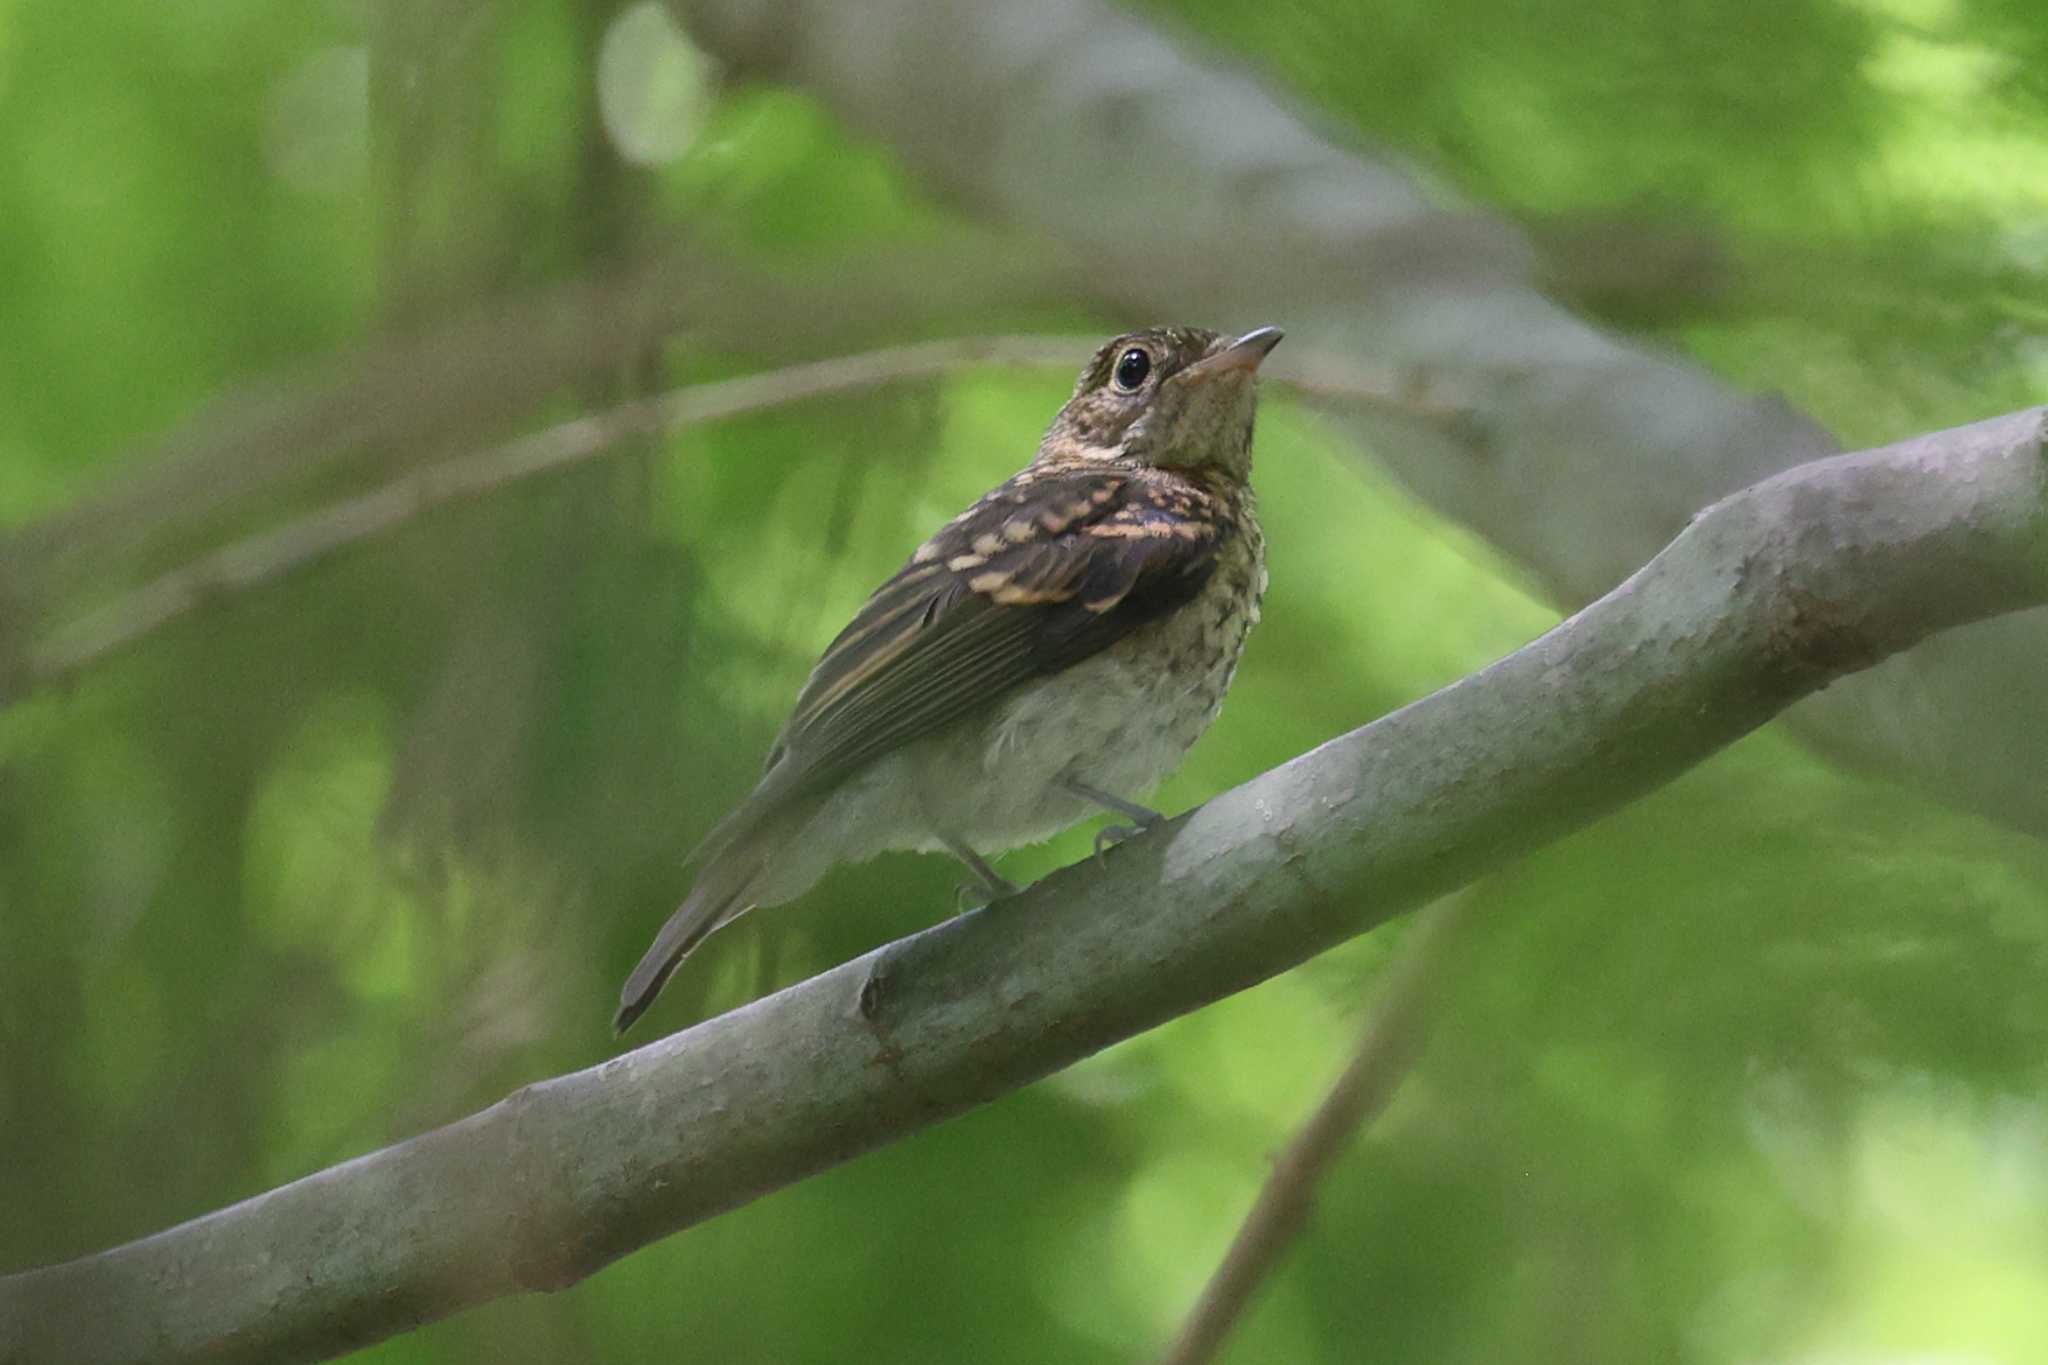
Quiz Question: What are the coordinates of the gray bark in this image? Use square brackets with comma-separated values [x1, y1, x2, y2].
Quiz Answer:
[666, 0, 2048, 837]
[5, 407, 2043, 1365]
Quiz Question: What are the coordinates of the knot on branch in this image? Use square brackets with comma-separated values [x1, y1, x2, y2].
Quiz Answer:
[1760, 579, 1883, 689]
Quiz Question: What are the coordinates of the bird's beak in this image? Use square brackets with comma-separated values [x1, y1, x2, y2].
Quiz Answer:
[1180, 326, 1285, 383]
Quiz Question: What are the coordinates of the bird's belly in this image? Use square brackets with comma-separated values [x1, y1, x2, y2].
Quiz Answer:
[915, 538, 1265, 853]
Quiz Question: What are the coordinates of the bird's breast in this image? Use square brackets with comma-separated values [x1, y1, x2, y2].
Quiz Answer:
[975, 498, 1263, 835]
[1130, 495, 1265, 735]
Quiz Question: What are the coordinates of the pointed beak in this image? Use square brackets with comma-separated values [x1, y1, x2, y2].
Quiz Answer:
[1180, 326, 1285, 382]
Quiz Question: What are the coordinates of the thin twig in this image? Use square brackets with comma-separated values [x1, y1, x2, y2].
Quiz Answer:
[14, 337, 1457, 701]
[1157, 897, 1471, 1365]
[3, 243, 1082, 608]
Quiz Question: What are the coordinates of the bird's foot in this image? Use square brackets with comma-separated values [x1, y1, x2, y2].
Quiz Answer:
[1062, 777, 1163, 827]
[1092, 823, 1137, 862]
[1062, 778, 1164, 866]
[1091, 811, 1162, 866]
[937, 831, 1018, 910]
[955, 874, 1022, 911]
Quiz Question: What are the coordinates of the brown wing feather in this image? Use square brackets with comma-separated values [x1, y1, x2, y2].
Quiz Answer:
[745, 465, 1229, 813]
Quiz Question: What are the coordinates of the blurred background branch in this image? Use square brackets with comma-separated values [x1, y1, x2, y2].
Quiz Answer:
[1160, 895, 1472, 1365]
[664, 0, 2048, 842]
[6, 0, 2039, 841]
[0, 244, 1079, 659]
[8, 337, 1459, 702]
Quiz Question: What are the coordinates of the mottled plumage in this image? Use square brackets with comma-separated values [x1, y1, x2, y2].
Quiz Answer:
[616, 325, 1281, 1033]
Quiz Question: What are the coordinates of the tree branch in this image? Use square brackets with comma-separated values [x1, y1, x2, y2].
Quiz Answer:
[4, 408, 2042, 1365]
[0, 241, 1078, 629]
[1158, 896, 1470, 1365]
[11, 338, 1455, 702]
[666, 0, 2048, 842]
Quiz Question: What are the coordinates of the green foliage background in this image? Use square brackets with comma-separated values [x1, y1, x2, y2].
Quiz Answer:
[4, 0, 2047, 1360]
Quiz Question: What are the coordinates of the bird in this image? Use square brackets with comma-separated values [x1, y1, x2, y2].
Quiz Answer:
[615, 324, 1282, 1033]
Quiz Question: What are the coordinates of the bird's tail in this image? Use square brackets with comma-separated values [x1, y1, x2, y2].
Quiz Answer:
[613, 795, 800, 1035]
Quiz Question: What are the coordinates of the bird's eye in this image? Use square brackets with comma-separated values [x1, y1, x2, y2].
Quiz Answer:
[1112, 347, 1152, 393]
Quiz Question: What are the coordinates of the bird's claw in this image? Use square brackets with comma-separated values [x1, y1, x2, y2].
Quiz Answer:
[1091, 814, 1161, 864]
[955, 876, 1020, 911]
[1092, 825, 1136, 863]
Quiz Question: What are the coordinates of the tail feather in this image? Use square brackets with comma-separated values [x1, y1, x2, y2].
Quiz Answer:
[613, 872, 754, 1035]
[614, 791, 809, 1034]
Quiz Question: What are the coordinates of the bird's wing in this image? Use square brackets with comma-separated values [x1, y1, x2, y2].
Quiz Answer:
[753, 465, 1230, 809]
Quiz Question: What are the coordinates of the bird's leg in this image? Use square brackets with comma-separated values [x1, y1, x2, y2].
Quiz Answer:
[937, 831, 1019, 909]
[1060, 778, 1164, 862]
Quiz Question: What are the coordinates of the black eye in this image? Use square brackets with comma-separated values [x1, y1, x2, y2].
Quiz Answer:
[1112, 347, 1152, 392]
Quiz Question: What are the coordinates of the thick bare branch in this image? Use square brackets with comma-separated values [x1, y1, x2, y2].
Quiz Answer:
[3, 407, 2040, 1365]
[666, 0, 2048, 840]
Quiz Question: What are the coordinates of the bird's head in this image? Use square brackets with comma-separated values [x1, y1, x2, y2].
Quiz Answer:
[1039, 325, 1283, 478]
